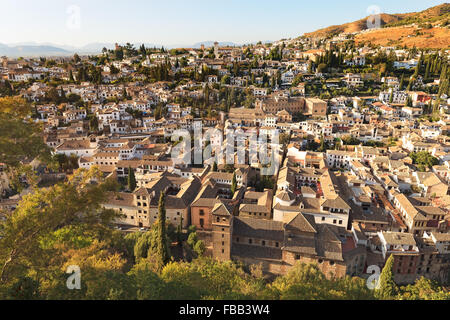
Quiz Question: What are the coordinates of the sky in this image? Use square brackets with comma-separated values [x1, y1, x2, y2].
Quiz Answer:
[0, 0, 446, 48]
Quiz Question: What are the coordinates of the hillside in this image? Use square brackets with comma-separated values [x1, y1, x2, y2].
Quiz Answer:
[354, 25, 450, 49]
[304, 13, 406, 38]
[304, 3, 450, 48]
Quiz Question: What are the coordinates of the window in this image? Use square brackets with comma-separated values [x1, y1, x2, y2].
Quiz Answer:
[199, 210, 205, 216]
[295, 254, 300, 260]
[249, 239, 253, 244]
[318, 259, 323, 264]
[322, 217, 326, 221]
[262, 240, 266, 246]
[236, 237, 239, 243]
[330, 261, 335, 266]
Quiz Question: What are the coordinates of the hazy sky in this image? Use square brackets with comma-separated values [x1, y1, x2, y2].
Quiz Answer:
[1, 0, 445, 47]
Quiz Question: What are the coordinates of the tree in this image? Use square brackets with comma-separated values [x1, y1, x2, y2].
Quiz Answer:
[424, 59, 431, 80]
[409, 151, 439, 171]
[0, 97, 51, 190]
[317, 134, 328, 152]
[155, 192, 170, 270]
[69, 70, 74, 82]
[0, 168, 119, 285]
[73, 53, 81, 64]
[317, 63, 327, 74]
[221, 75, 230, 85]
[400, 277, 450, 300]
[89, 115, 99, 132]
[187, 232, 198, 248]
[405, 96, 413, 107]
[127, 167, 136, 191]
[269, 262, 374, 300]
[399, 74, 405, 90]
[110, 65, 119, 75]
[341, 135, 361, 146]
[231, 172, 237, 195]
[376, 255, 398, 299]
[406, 78, 413, 92]
[134, 232, 153, 260]
[307, 60, 313, 74]
[193, 240, 205, 256]
[115, 47, 124, 60]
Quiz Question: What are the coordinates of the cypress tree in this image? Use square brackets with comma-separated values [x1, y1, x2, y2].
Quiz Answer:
[406, 78, 413, 92]
[156, 192, 170, 267]
[413, 53, 422, 78]
[127, 167, 136, 191]
[399, 74, 404, 90]
[424, 59, 430, 80]
[231, 172, 237, 195]
[376, 254, 398, 299]
[176, 215, 183, 246]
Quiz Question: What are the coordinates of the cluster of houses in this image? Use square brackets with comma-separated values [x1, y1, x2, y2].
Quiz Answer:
[1, 38, 450, 285]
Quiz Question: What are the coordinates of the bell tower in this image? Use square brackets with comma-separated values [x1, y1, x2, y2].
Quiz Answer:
[211, 201, 233, 261]
[214, 42, 219, 58]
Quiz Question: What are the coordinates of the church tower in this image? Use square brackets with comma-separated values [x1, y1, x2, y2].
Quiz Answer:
[211, 201, 233, 261]
[214, 42, 219, 58]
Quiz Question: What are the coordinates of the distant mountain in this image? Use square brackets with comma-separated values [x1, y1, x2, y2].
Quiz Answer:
[0, 44, 71, 57]
[303, 3, 450, 48]
[0, 41, 245, 57]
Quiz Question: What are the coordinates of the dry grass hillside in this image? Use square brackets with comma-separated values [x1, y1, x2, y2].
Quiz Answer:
[304, 14, 405, 38]
[354, 26, 450, 49]
[303, 3, 450, 48]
